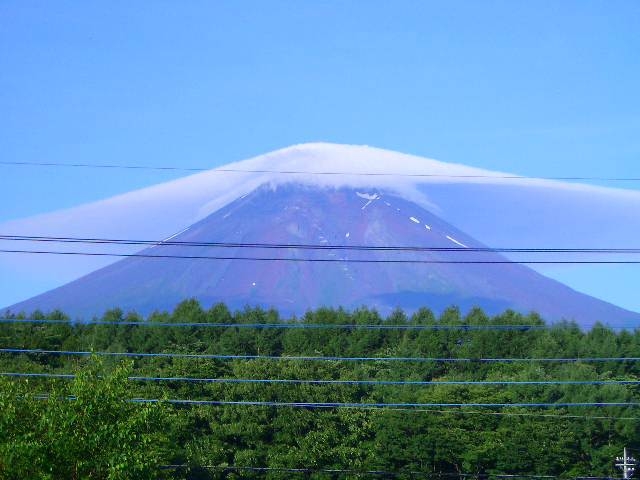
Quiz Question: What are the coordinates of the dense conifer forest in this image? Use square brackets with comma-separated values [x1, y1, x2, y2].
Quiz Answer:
[1, 301, 639, 479]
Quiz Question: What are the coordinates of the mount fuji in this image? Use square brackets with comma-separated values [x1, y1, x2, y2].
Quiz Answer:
[2, 143, 640, 326]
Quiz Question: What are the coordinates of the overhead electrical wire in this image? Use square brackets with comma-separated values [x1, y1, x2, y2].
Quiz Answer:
[1, 235, 638, 254]
[24, 393, 640, 409]
[16, 391, 640, 421]
[3, 371, 639, 387]
[1, 318, 626, 331]
[160, 465, 560, 478]
[3, 348, 640, 363]
[2, 249, 638, 264]
[19, 391, 640, 421]
[386, 408, 640, 421]
[161, 464, 412, 477]
[106, 398, 640, 408]
[161, 465, 567, 479]
[2, 160, 639, 183]
[0, 318, 561, 330]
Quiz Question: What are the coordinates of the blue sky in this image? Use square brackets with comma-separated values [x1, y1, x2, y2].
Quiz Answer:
[1, 1, 639, 312]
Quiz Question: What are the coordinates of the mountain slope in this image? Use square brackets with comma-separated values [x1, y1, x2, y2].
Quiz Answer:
[8, 183, 640, 327]
[2, 143, 640, 315]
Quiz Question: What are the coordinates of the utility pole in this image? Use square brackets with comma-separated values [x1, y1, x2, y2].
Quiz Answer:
[616, 447, 636, 480]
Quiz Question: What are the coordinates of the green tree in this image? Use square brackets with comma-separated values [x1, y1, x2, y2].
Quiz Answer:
[0, 358, 169, 480]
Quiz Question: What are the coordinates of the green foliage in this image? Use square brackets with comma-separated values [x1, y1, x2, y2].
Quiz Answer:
[0, 358, 169, 480]
[1, 300, 639, 479]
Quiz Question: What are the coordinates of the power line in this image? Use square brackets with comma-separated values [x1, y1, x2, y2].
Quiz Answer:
[2, 235, 639, 254]
[161, 464, 560, 478]
[20, 391, 640, 421]
[2, 160, 639, 183]
[390, 408, 640, 421]
[19, 392, 639, 421]
[2, 248, 639, 264]
[3, 348, 640, 363]
[131, 399, 640, 408]
[161, 464, 403, 477]
[26, 393, 640, 409]
[0, 318, 556, 331]
[3, 318, 625, 331]
[4, 371, 640, 386]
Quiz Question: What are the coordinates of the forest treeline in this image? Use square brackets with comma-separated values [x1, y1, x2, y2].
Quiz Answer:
[1, 300, 639, 479]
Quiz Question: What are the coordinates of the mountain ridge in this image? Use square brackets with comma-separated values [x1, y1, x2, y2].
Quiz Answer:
[7, 183, 640, 327]
[2, 143, 640, 315]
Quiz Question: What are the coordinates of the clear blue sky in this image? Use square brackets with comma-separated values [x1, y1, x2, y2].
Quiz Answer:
[2, 0, 639, 221]
[1, 1, 639, 311]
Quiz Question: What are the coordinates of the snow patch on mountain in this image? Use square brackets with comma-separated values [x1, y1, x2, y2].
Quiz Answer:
[356, 192, 380, 200]
[446, 235, 469, 248]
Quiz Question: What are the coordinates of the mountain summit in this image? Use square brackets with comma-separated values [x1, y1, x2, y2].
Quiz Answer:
[3, 143, 640, 325]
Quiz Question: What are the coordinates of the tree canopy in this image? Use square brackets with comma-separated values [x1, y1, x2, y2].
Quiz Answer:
[1, 301, 638, 479]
